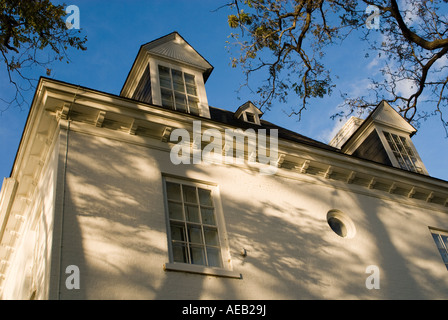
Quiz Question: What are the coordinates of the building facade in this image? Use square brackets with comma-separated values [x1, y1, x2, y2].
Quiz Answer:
[1, 32, 448, 300]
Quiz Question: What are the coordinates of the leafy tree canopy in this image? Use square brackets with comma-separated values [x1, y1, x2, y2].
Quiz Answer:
[225, 0, 448, 135]
[0, 0, 87, 110]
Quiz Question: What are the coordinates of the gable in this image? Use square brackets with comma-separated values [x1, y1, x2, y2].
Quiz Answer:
[120, 32, 213, 119]
[340, 101, 417, 153]
[143, 32, 213, 76]
[370, 101, 416, 134]
[335, 100, 428, 175]
[351, 130, 392, 166]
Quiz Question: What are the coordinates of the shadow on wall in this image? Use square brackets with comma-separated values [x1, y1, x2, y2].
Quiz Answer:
[56, 128, 448, 299]
[58, 130, 168, 299]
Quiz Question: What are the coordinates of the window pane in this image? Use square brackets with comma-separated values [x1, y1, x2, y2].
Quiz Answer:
[431, 233, 448, 264]
[159, 66, 171, 78]
[441, 251, 448, 264]
[395, 142, 405, 154]
[190, 245, 206, 265]
[160, 77, 171, 89]
[172, 243, 188, 263]
[172, 70, 184, 93]
[201, 208, 216, 226]
[173, 80, 185, 93]
[161, 89, 174, 108]
[441, 235, 448, 248]
[404, 158, 416, 172]
[396, 156, 407, 170]
[165, 179, 223, 269]
[166, 182, 181, 201]
[188, 97, 199, 116]
[328, 217, 347, 238]
[186, 84, 197, 96]
[246, 113, 255, 123]
[184, 73, 195, 85]
[175, 93, 187, 112]
[198, 188, 213, 206]
[188, 225, 203, 244]
[185, 205, 200, 223]
[172, 69, 183, 82]
[204, 227, 219, 246]
[183, 185, 197, 203]
[171, 223, 186, 241]
[389, 141, 398, 152]
[400, 136, 407, 146]
[405, 146, 415, 157]
[206, 247, 222, 268]
[168, 202, 183, 220]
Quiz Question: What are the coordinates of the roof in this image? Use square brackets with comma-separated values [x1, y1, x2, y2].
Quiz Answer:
[340, 101, 417, 151]
[208, 106, 339, 152]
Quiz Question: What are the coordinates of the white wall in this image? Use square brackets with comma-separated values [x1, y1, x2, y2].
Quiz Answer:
[56, 128, 448, 299]
[1, 135, 60, 300]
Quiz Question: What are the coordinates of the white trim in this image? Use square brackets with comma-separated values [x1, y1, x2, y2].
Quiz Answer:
[163, 262, 241, 278]
[161, 175, 237, 277]
[380, 128, 428, 175]
[151, 58, 210, 118]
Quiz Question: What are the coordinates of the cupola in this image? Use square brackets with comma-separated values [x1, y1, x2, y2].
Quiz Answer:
[121, 32, 214, 118]
[330, 101, 428, 175]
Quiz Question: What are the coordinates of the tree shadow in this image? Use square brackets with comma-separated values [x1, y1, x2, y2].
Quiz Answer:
[56, 128, 448, 300]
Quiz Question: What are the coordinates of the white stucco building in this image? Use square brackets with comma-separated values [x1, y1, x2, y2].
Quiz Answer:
[1, 32, 448, 300]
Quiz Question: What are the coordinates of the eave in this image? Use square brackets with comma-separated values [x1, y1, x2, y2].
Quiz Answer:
[36, 78, 448, 210]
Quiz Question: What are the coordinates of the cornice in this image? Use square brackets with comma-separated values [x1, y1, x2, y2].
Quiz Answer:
[2, 77, 448, 294]
[36, 78, 448, 211]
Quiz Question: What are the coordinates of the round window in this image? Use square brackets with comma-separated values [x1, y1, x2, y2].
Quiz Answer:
[328, 216, 347, 237]
[326, 210, 356, 238]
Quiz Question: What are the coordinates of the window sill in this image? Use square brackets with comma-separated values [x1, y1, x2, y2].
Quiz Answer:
[163, 263, 241, 279]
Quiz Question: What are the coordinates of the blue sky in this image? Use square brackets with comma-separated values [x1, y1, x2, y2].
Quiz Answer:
[0, 0, 447, 181]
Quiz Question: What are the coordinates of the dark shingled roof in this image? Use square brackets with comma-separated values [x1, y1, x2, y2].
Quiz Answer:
[208, 106, 339, 152]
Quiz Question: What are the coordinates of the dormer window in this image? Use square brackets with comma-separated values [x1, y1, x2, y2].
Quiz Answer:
[332, 101, 429, 175]
[383, 131, 421, 173]
[234, 101, 263, 125]
[246, 113, 255, 123]
[159, 65, 200, 116]
[120, 32, 213, 119]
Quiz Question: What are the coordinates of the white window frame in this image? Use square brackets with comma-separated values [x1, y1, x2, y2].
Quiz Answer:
[148, 58, 211, 118]
[158, 65, 200, 115]
[381, 130, 427, 174]
[162, 175, 240, 278]
[429, 227, 448, 271]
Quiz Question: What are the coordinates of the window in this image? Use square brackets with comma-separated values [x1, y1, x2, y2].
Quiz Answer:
[158, 65, 200, 116]
[326, 210, 356, 239]
[430, 228, 448, 270]
[383, 131, 419, 173]
[328, 216, 347, 238]
[162, 176, 240, 278]
[164, 178, 223, 268]
[246, 113, 255, 123]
